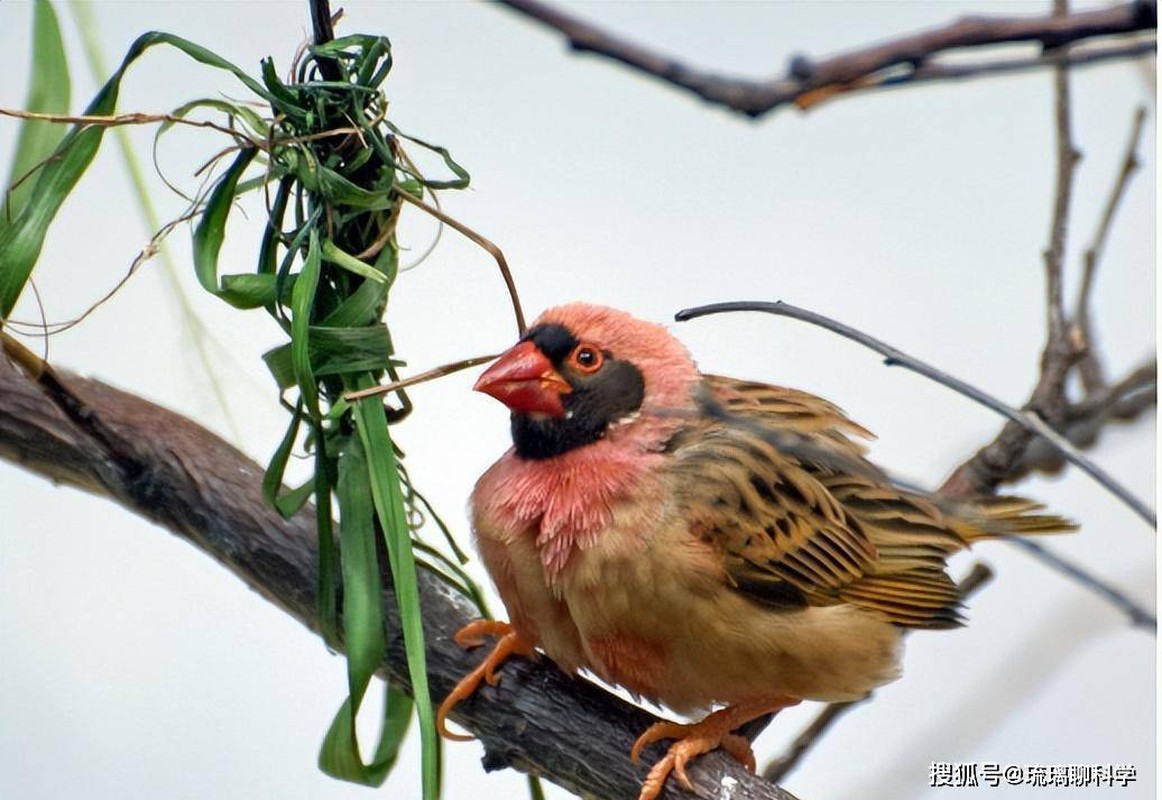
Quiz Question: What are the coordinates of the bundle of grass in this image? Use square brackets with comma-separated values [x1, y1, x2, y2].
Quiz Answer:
[0, 15, 510, 797]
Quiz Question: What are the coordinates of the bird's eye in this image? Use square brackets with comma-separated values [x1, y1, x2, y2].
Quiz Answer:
[570, 344, 604, 374]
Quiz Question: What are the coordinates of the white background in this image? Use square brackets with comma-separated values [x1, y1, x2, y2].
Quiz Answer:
[0, 2, 1154, 800]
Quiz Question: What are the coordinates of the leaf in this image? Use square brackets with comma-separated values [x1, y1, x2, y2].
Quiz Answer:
[387, 122, 471, 190]
[290, 229, 323, 416]
[218, 273, 289, 309]
[320, 239, 391, 285]
[0, 29, 276, 317]
[319, 687, 414, 786]
[191, 147, 258, 296]
[318, 432, 414, 786]
[313, 437, 340, 650]
[319, 278, 390, 328]
[352, 386, 441, 800]
[262, 324, 396, 389]
[161, 97, 269, 144]
[2, 0, 71, 222]
[262, 400, 304, 514]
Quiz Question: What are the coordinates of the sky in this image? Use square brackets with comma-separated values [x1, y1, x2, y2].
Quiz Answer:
[0, 2, 1155, 800]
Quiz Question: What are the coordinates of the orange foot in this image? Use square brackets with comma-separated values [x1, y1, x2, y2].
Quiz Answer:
[630, 696, 801, 800]
[436, 619, 536, 741]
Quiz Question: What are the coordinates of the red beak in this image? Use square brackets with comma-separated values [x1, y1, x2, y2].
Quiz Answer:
[474, 340, 571, 418]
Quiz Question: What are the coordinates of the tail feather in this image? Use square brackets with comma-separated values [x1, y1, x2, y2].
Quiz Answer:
[946, 494, 1079, 543]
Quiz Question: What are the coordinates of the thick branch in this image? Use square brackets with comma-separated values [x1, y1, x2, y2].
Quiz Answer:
[1012, 359, 1156, 477]
[0, 340, 797, 800]
[494, 0, 1156, 118]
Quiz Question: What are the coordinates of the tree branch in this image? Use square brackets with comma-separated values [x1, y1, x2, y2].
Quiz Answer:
[492, 0, 1156, 118]
[1075, 107, 1148, 394]
[0, 335, 798, 800]
[939, 35, 1154, 512]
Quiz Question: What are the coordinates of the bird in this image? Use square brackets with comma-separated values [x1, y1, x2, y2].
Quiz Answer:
[436, 302, 1074, 800]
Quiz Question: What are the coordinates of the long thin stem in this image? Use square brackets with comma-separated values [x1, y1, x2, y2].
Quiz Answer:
[342, 353, 499, 401]
[396, 190, 526, 335]
[676, 301, 1155, 529]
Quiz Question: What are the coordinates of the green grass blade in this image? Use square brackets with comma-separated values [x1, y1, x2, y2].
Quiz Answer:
[3, 0, 70, 222]
[318, 432, 416, 785]
[67, 0, 249, 441]
[313, 437, 339, 649]
[352, 387, 440, 800]
[320, 239, 390, 284]
[290, 228, 323, 416]
[218, 273, 284, 309]
[263, 400, 303, 511]
[191, 147, 258, 295]
[336, 432, 386, 692]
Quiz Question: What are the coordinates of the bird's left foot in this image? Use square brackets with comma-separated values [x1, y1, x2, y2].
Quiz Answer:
[436, 620, 536, 741]
[630, 696, 800, 800]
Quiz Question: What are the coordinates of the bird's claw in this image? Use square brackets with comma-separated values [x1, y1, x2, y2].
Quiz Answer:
[453, 618, 514, 649]
[437, 620, 535, 742]
[631, 697, 799, 800]
[634, 726, 752, 800]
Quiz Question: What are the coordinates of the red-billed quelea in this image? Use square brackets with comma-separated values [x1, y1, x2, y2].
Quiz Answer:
[437, 303, 1073, 800]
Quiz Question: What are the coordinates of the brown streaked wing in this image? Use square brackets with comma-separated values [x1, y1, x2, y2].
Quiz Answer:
[668, 420, 878, 607]
[670, 387, 971, 628]
[704, 374, 874, 457]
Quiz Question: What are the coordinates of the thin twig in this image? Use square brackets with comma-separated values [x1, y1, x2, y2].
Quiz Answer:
[0, 108, 258, 150]
[342, 353, 500, 401]
[761, 564, 995, 783]
[1069, 360, 1156, 422]
[3, 205, 204, 336]
[1005, 538, 1156, 630]
[675, 301, 1156, 529]
[493, 0, 1156, 118]
[395, 190, 527, 334]
[1037, 0, 1082, 429]
[1074, 107, 1148, 393]
[796, 37, 1157, 111]
[939, 11, 1150, 516]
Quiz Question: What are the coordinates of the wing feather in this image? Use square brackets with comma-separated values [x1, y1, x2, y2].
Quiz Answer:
[664, 377, 975, 628]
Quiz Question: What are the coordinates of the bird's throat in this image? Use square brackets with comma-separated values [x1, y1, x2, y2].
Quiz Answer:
[489, 440, 659, 582]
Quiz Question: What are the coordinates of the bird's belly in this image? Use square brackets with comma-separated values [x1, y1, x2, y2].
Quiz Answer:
[559, 523, 904, 712]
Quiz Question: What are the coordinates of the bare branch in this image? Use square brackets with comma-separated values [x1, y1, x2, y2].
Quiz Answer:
[1005, 538, 1156, 631]
[493, 0, 1156, 118]
[676, 301, 1156, 528]
[761, 564, 996, 783]
[1037, 0, 1082, 426]
[1014, 359, 1156, 476]
[941, 12, 1153, 521]
[0, 336, 797, 800]
[1075, 107, 1149, 393]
